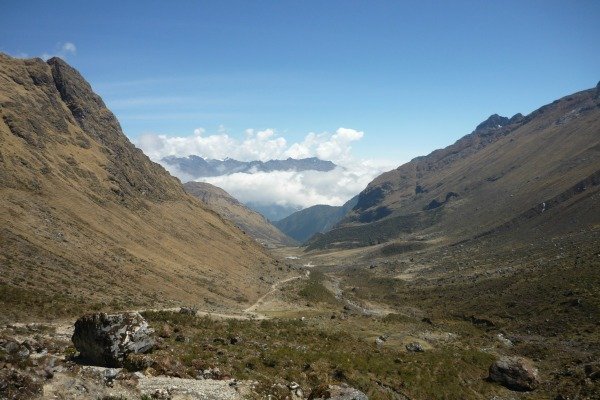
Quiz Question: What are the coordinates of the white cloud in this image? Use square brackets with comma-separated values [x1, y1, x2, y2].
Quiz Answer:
[137, 127, 395, 208]
[137, 127, 364, 165]
[62, 42, 77, 54]
[41, 41, 77, 61]
[199, 164, 385, 209]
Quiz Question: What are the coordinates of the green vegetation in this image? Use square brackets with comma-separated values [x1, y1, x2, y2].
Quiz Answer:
[0, 284, 106, 323]
[336, 228, 600, 399]
[298, 270, 341, 306]
[141, 311, 500, 400]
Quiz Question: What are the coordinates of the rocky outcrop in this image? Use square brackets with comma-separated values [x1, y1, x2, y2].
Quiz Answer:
[72, 312, 155, 367]
[488, 356, 540, 391]
[475, 114, 511, 131]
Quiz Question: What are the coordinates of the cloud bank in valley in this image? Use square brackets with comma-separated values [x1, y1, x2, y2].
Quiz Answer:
[138, 127, 365, 165]
[136, 127, 395, 209]
[201, 166, 379, 209]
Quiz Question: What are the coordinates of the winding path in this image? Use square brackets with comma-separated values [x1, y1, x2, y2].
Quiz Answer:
[244, 271, 310, 314]
[5, 272, 311, 340]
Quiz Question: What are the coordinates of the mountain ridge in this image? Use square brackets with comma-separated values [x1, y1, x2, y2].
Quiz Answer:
[307, 83, 600, 250]
[274, 195, 359, 243]
[184, 181, 297, 247]
[0, 54, 283, 321]
[163, 155, 336, 177]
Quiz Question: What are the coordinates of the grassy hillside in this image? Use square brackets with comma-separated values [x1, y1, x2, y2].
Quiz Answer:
[0, 54, 285, 322]
[184, 181, 296, 247]
[309, 83, 600, 250]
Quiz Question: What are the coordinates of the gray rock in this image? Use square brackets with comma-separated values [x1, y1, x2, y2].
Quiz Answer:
[3, 340, 19, 354]
[489, 356, 540, 391]
[179, 307, 198, 316]
[72, 312, 155, 367]
[3, 340, 30, 361]
[405, 342, 424, 352]
[286, 382, 304, 400]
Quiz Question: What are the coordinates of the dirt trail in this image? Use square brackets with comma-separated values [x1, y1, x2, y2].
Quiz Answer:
[136, 271, 310, 319]
[5, 272, 310, 339]
[244, 271, 309, 313]
[325, 274, 391, 316]
[3, 273, 312, 400]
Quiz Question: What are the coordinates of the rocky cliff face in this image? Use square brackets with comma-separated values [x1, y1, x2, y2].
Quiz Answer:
[308, 83, 600, 250]
[0, 54, 283, 321]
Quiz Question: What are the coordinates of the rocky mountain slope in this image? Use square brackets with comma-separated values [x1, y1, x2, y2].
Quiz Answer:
[274, 195, 358, 243]
[307, 82, 600, 250]
[0, 54, 284, 321]
[184, 181, 296, 247]
[163, 155, 336, 177]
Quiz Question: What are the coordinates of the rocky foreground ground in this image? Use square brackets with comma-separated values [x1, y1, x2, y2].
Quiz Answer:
[1, 303, 571, 400]
[0, 310, 374, 400]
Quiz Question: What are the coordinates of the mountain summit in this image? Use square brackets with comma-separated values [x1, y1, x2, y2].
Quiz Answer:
[475, 113, 523, 131]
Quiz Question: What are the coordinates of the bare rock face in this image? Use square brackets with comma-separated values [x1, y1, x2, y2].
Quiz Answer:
[309, 383, 368, 400]
[489, 356, 540, 391]
[72, 312, 155, 367]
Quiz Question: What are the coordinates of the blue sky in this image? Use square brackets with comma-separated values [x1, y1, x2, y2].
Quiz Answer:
[2, 0, 599, 165]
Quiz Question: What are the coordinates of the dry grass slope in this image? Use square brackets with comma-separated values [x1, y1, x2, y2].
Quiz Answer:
[184, 181, 296, 247]
[0, 54, 286, 322]
[310, 84, 600, 250]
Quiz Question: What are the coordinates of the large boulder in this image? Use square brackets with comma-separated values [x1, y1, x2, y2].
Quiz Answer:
[488, 356, 540, 391]
[72, 312, 155, 367]
[309, 383, 368, 400]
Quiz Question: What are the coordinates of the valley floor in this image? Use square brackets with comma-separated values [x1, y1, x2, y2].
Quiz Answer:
[2, 226, 599, 399]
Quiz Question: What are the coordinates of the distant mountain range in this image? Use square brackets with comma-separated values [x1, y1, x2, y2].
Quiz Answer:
[274, 195, 359, 243]
[306, 82, 600, 251]
[162, 155, 336, 177]
[184, 182, 296, 247]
